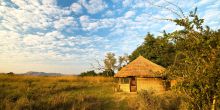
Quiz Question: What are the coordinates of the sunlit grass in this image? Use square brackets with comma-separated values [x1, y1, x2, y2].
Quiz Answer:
[0, 74, 190, 110]
[0, 74, 133, 110]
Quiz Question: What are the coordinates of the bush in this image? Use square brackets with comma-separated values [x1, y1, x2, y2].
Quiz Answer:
[138, 90, 183, 110]
[7, 72, 14, 75]
[98, 70, 115, 77]
[80, 70, 97, 76]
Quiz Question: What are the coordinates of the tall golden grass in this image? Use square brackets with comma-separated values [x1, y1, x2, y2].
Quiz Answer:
[0, 74, 131, 110]
[0, 74, 187, 110]
[0, 74, 113, 82]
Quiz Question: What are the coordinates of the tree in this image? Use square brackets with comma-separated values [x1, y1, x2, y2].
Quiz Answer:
[90, 52, 130, 77]
[118, 54, 129, 70]
[104, 52, 117, 71]
[129, 3, 220, 108]
[98, 52, 117, 76]
[129, 32, 176, 67]
[166, 9, 220, 109]
[135, 1, 220, 108]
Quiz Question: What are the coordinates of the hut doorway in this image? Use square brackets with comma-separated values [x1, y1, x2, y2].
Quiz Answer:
[130, 77, 137, 92]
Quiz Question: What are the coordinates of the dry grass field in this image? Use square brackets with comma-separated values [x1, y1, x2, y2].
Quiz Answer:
[0, 74, 142, 110]
[0, 74, 201, 110]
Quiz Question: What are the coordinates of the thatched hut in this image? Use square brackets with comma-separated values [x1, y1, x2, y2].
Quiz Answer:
[114, 56, 167, 92]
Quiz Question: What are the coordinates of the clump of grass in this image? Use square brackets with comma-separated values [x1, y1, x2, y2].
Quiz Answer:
[15, 97, 31, 110]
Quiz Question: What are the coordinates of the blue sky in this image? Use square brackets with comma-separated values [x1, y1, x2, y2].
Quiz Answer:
[0, 0, 220, 74]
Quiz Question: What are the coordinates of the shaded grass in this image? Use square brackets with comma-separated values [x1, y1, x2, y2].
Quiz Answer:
[138, 90, 186, 110]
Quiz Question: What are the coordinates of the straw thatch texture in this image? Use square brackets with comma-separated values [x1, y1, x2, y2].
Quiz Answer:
[114, 56, 165, 77]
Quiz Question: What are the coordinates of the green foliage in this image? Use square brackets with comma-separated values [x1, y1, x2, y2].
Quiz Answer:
[98, 70, 115, 77]
[80, 70, 97, 76]
[138, 90, 183, 110]
[129, 7, 220, 109]
[166, 9, 220, 109]
[129, 32, 176, 67]
[80, 70, 115, 77]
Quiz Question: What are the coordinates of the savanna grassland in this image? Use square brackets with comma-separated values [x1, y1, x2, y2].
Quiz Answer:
[0, 74, 142, 110]
[0, 74, 192, 110]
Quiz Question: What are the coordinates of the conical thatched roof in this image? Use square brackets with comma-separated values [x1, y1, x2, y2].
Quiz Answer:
[114, 56, 165, 78]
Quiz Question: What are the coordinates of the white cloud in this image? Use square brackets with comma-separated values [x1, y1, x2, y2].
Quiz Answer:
[160, 23, 183, 32]
[122, 0, 132, 7]
[80, 15, 98, 30]
[0, 0, 73, 33]
[10, 0, 28, 7]
[196, 0, 215, 7]
[80, 0, 107, 14]
[202, 8, 220, 30]
[103, 10, 114, 17]
[80, 15, 114, 31]
[132, 0, 149, 8]
[70, 3, 82, 13]
[0, 0, 108, 74]
[54, 17, 78, 30]
[0, 28, 106, 73]
[124, 11, 135, 18]
[41, 0, 57, 6]
[206, 1, 220, 9]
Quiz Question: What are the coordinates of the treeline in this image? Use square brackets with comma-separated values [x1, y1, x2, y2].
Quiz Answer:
[79, 70, 114, 77]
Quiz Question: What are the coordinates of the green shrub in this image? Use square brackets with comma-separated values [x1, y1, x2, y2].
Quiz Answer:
[80, 70, 97, 76]
[138, 90, 183, 110]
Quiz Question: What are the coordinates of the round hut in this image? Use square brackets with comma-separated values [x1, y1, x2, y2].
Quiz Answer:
[114, 56, 166, 92]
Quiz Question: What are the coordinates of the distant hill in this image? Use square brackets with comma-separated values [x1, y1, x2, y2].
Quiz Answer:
[24, 71, 62, 76]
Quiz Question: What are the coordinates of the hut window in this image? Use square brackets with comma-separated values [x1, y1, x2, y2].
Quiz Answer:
[121, 78, 129, 84]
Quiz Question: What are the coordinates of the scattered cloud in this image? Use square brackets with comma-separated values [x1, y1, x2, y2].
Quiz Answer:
[124, 11, 135, 18]
[80, 15, 114, 31]
[0, 0, 109, 74]
[102, 10, 114, 17]
[122, 0, 132, 7]
[70, 3, 82, 13]
[196, 0, 216, 7]
[80, 0, 107, 14]
[54, 17, 78, 30]
[160, 23, 183, 32]
[202, 8, 220, 30]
